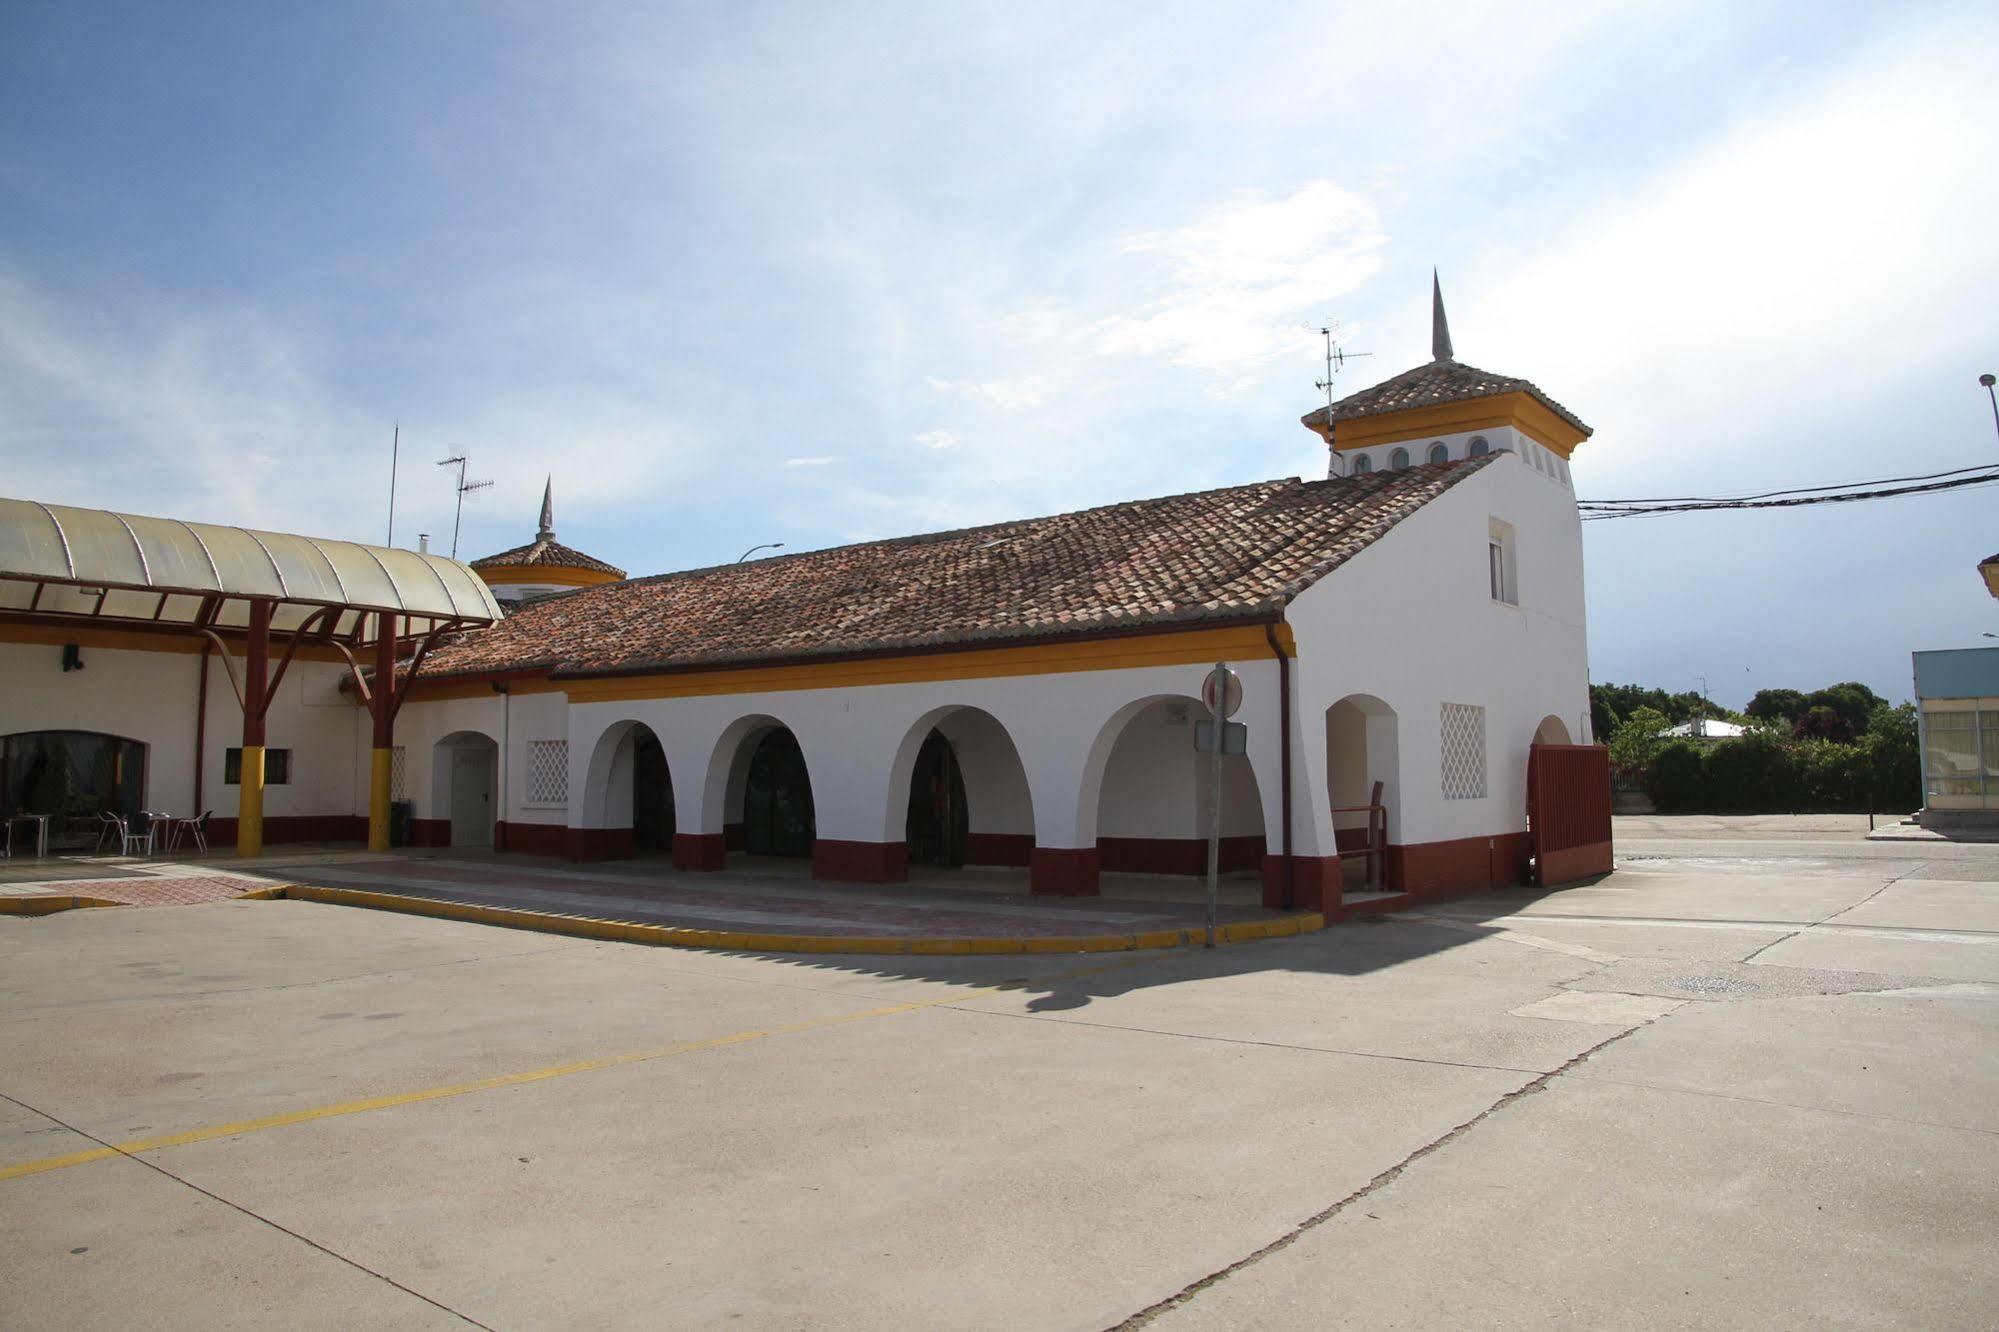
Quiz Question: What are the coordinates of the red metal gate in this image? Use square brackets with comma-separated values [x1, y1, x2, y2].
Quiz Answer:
[1527, 744, 1613, 887]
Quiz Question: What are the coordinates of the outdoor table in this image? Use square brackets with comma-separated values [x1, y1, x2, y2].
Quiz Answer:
[5, 813, 50, 858]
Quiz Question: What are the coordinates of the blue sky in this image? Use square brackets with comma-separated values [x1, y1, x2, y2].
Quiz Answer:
[3, 1, 1995, 707]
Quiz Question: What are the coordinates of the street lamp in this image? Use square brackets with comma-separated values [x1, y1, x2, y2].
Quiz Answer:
[1982, 374, 1998, 443]
[736, 542, 784, 563]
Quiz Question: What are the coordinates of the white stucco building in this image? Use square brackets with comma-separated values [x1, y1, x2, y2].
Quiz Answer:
[1, 282, 1605, 910]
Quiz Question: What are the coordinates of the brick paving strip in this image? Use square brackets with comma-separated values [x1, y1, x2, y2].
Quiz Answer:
[0, 856, 288, 910]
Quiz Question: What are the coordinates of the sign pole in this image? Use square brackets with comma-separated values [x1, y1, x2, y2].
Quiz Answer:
[1205, 661, 1226, 948]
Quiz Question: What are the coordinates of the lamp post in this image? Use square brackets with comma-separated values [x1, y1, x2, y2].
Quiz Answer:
[736, 542, 784, 563]
[1981, 374, 1998, 444]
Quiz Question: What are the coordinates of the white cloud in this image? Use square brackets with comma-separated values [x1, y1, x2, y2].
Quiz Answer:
[912, 429, 960, 451]
[1092, 180, 1385, 384]
[782, 455, 842, 468]
[926, 375, 1051, 410]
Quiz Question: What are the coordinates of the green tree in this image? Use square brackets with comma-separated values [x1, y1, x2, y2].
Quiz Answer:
[1609, 706, 1671, 785]
[1704, 731, 1798, 811]
[1645, 741, 1706, 812]
[1861, 702, 1921, 812]
[1805, 682, 1884, 737]
[1745, 688, 1808, 726]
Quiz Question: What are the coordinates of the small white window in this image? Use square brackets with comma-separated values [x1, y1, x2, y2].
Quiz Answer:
[1427, 441, 1449, 464]
[1351, 453, 1372, 475]
[1390, 447, 1411, 471]
[1488, 517, 1518, 605]
[1468, 436, 1490, 457]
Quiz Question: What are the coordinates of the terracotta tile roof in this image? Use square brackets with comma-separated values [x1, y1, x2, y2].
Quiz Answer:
[1302, 358, 1592, 438]
[419, 458, 1498, 680]
[470, 537, 626, 578]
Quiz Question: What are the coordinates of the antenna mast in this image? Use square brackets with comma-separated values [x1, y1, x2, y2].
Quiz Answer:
[1314, 324, 1371, 478]
[387, 422, 400, 547]
[436, 451, 494, 560]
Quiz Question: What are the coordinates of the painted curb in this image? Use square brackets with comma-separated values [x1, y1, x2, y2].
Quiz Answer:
[0, 895, 126, 915]
[268, 883, 1325, 955]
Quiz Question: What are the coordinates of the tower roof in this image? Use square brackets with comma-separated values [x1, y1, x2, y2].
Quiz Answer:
[1302, 271, 1592, 442]
[470, 477, 626, 580]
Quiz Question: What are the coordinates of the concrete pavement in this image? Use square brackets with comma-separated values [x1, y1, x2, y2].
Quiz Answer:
[3, 826, 1996, 1328]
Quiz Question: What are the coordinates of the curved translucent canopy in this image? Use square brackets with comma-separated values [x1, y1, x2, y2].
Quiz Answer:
[0, 497, 500, 636]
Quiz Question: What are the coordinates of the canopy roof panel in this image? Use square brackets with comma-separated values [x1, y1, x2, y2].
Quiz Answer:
[0, 497, 501, 637]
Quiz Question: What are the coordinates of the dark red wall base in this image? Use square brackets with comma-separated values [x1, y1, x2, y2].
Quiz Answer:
[1098, 835, 1265, 876]
[673, 832, 729, 872]
[812, 839, 909, 883]
[564, 827, 635, 862]
[1260, 854, 1341, 912]
[408, 818, 451, 848]
[208, 815, 366, 848]
[1030, 847, 1100, 896]
[1538, 839, 1612, 886]
[495, 821, 565, 856]
[964, 831, 1034, 868]
[724, 822, 746, 851]
[1387, 832, 1533, 901]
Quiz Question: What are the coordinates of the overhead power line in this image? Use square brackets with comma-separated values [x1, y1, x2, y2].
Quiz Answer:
[1578, 466, 1999, 521]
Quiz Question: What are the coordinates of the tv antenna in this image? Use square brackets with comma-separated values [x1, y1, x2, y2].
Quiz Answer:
[1312, 323, 1371, 477]
[436, 451, 493, 559]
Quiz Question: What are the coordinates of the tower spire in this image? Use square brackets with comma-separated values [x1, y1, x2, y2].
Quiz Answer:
[1431, 268, 1454, 362]
[537, 476, 555, 542]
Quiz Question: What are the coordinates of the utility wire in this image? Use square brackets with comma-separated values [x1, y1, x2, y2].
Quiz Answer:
[1579, 468, 1999, 521]
[1581, 461, 1999, 506]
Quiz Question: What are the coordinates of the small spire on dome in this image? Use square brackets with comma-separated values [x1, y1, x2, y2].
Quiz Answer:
[537, 476, 555, 543]
[1432, 268, 1454, 362]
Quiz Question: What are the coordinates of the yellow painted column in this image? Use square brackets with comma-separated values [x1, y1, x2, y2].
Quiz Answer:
[236, 745, 265, 858]
[368, 747, 393, 851]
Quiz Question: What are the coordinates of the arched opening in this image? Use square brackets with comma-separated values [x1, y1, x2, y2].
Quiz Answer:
[431, 731, 498, 848]
[1090, 697, 1267, 879]
[906, 730, 969, 867]
[1, 730, 147, 850]
[1326, 695, 1400, 889]
[888, 706, 1037, 870]
[726, 725, 814, 859]
[1533, 715, 1574, 746]
[631, 728, 675, 851]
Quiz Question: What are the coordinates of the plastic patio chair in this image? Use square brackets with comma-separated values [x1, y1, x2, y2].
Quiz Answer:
[95, 811, 152, 857]
[170, 811, 212, 854]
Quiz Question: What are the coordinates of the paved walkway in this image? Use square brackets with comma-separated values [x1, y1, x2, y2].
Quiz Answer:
[0, 855, 283, 909]
[271, 849, 1291, 942]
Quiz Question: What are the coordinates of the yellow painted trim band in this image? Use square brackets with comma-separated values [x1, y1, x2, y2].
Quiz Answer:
[475, 565, 622, 589]
[1327, 390, 1588, 456]
[269, 882, 1322, 955]
[563, 622, 1295, 704]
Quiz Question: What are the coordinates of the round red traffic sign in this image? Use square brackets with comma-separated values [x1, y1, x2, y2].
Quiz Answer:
[1202, 665, 1243, 719]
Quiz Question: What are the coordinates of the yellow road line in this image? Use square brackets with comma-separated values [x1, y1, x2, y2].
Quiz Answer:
[0, 957, 1153, 1185]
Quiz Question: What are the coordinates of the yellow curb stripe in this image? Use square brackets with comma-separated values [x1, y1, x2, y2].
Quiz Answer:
[271, 883, 1323, 956]
[0, 896, 127, 915]
[0, 953, 1159, 1185]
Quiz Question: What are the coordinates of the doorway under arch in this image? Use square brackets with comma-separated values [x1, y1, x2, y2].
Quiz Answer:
[1533, 714, 1574, 746]
[888, 706, 1037, 869]
[431, 731, 498, 848]
[729, 725, 815, 859]
[1325, 695, 1400, 884]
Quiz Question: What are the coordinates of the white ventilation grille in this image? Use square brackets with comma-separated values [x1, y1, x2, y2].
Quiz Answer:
[390, 745, 409, 801]
[526, 740, 569, 806]
[1439, 703, 1487, 800]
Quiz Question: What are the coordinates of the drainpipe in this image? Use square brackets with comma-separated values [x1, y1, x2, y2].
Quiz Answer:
[194, 640, 210, 816]
[1263, 622, 1294, 908]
